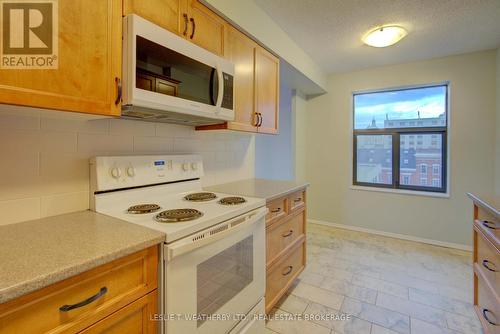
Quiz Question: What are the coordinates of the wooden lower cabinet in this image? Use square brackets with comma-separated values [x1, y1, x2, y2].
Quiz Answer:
[265, 189, 307, 313]
[469, 193, 499, 334]
[0, 246, 159, 334]
[80, 292, 157, 334]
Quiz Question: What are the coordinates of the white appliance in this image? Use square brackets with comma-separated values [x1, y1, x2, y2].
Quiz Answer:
[122, 15, 235, 126]
[90, 155, 266, 334]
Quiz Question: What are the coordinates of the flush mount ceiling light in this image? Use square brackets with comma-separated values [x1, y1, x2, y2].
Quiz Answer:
[362, 26, 407, 47]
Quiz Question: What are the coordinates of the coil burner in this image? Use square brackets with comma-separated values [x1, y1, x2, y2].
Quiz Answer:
[218, 197, 247, 206]
[155, 209, 204, 223]
[184, 192, 217, 202]
[127, 204, 161, 214]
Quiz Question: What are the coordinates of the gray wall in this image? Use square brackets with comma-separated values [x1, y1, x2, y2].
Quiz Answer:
[255, 81, 294, 180]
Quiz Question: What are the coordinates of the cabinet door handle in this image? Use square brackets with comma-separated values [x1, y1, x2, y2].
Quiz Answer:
[253, 112, 259, 127]
[182, 14, 188, 36]
[483, 259, 498, 272]
[482, 309, 499, 326]
[114, 77, 122, 105]
[257, 113, 263, 127]
[59, 287, 107, 312]
[271, 207, 281, 213]
[294, 197, 302, 202]
[282, 265, 293, 276]
[189, 17, 196, 39]
[282, 230, 293, 237]
[482, 221, 497, 230]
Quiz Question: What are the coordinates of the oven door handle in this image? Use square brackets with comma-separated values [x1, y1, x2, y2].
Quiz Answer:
[165, 206, 267, 261]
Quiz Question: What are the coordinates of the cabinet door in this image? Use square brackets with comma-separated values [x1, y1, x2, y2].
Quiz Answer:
[0, 0, 122, 116]
[224, 27, 258, 132]
[255, 47, 279, 134]
[123, 0, 184, 36]
[186, 0, 225, 56]
[79, 291, 158, 334]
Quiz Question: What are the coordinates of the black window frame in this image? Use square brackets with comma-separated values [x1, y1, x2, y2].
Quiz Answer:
[352, 84, 448, 193]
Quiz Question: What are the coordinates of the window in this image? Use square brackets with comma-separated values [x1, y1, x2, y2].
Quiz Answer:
[353, 84, 447, 193]
[432, 164, 440, 175]
[420, 164, 427, 174]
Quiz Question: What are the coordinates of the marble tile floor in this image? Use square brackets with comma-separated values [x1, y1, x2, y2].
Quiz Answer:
[265, 223, 482, 334]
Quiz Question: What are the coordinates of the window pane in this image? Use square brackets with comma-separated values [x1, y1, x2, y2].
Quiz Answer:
[354, 85, 447, 130]
[400, 134, 443, 189]
[356, 135, 392, 185]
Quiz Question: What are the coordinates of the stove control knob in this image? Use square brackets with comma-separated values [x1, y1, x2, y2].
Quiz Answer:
[191, 162, 198, 170]
[182, 162, 190, 171]
[110, 167, 121, 179]
[126, 166, 136, 177]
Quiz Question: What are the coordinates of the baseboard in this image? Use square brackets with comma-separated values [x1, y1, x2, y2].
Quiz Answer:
[308, 219, 473, 252]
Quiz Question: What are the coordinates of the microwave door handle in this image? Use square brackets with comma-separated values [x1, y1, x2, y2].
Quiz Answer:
[215, 65, 224, 108]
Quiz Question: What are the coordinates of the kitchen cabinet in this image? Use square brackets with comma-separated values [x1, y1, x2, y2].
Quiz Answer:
[124, 0, 225, 57]
[196, 27, 280, 134]
[123, 0, 184, 36]
[0, 246, 158, 334]
[0, 0, 122, 116]
[469, 194, 499, 334]
[186, 0, 226, 56]
[255, 46, 280, 134]
[265, 189, 307, 313]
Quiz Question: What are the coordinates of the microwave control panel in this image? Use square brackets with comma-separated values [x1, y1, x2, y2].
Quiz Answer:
[221, 72, 234, 110]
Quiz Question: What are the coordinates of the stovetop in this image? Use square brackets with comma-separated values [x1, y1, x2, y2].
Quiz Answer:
[93, 181, 265, 243]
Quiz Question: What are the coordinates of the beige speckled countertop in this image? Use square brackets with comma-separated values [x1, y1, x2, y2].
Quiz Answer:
[205, 178, 309, 201]
[0, 211, 165, 304]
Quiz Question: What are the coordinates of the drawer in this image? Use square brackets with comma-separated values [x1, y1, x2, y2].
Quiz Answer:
[267, 210, 306, 268]
[0, 246, 158, 334]
[476, 273, 500, 333]
[476, 219, 500, 247]
[266, 196, 288, 227]
[288, 190, 305, 213]
[80, 290, 158, 333]
[476, 230, 500, 296]
[266, 241, 305, 313]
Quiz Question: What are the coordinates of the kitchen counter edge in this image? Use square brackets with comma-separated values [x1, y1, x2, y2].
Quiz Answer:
[206, 178, 310, 202]
[0, 211, 165, 304]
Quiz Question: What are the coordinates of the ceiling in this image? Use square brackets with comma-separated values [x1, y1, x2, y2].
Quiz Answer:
[254, 0, 500, 73]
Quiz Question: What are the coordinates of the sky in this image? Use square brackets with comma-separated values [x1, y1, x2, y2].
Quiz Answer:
[354, 85, 447, 129]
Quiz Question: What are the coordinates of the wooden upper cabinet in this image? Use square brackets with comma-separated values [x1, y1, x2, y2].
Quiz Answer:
[0, 0, 122, 116]
[223, 27, 258, 132]
[255, 47, 279, 134]
[186, 0, 226, 56]
[123, 0, 184, 35]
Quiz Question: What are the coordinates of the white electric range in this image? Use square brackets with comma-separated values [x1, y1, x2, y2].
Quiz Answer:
[90, 155, 266, 334]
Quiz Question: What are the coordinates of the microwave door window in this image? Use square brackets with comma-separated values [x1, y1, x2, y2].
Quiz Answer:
[136, 36, 216, 106]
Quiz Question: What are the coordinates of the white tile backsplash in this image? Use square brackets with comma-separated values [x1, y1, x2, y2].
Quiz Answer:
[0, 106, 255, 225]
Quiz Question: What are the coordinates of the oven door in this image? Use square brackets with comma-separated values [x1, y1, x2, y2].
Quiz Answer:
[163, 207, 266, 334]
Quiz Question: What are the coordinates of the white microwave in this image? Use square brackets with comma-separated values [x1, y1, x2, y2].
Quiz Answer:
[122, 14, 235, 126]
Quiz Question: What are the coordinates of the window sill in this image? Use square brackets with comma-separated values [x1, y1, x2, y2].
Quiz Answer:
[350, 185, 450, 198]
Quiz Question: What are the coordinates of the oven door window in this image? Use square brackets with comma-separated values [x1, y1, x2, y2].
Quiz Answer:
[197, 235, 253, 327]
[136, 36, 218, 105]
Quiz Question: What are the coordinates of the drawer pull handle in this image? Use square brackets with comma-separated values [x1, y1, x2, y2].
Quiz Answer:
[59, 287, 107, 312]
[282, 230, 294, 237]
[282, 265, 293, 276]
[482, 221, 497, 230]
[294, 198, 302, 202]
[482, 309, 499, 326]
[271, 208, 281, 213]
[483, 259, 498, 272]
